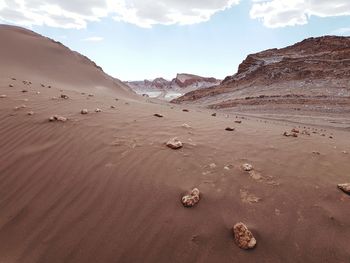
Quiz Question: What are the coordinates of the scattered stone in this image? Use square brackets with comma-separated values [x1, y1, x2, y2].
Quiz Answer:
[291, 128, 300, 133]
[182, 109, 189, 112]
[81, 109, 88, 114]
[181, 123, 191, 129]
[49, 115, 67, 122]
[27, 111, 34, 116]
[166, 137, 183, 150]
[0, 95, 7, 98]
[283, 131, 298, 137]
[60, 94, 69, 99]
[233, 222, 257, 250]
[211, 113, 217, 117]
[181, 188, 200, 207]
[235, 120, 242, 124]
[22, 89, 28, 93]
[154, 113, 163, 118]
[88, 94, 94, 97]
[337, 184, 350, 195]
[95, 108, 102, 113]
[312, 151, 321, 155]
[225, 127, 235, 131]
[9, 84, 13, 87]
[242, 163, 253, 172]
[209, 163, 217, 169]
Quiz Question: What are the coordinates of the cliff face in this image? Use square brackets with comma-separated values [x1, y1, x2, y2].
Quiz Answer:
[173, 36, 350, 112]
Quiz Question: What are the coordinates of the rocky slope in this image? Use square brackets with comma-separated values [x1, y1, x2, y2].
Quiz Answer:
[126, 73, 220, 100]
[173, 36, 350, 115]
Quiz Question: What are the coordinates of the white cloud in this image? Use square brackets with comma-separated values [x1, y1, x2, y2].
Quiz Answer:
[83, 36, 104, 42]
[332, 27, 350, 35]
[250, 0, 350, 28]
[0, 0, 239, 29]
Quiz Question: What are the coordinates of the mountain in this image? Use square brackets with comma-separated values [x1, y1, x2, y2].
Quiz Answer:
[173, 36, 350, 114]
[126, 73, 221, 100]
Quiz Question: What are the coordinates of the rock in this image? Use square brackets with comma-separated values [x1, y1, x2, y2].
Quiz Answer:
[36, 91, 40, 94]
[49, 115, 67, 122]
[95, 108, 102, 113]
[209, 163, 217, 169]
[235, 120, 242, 124]
[211, 113, 217, 117]
[110, 105, 116, 109]
[283, 131, 298, 137]
[181, 123, 191, 129]
[182, 109, 189, 112]
[301, 130, 311, 136]
[41, 84, 45, 87]
[0, 95, 7, 98]
[14, 104, 26, 110]
[291, 128, 300, 133]
[166, 137, 183, 149]
[27, 111, 34, 116]
[342, 151, 348, 154]
[181, 188, 200, 207]
[88, 94, 94, 97]
[11, 77, 16, 80]
[81, 109, 88, 114]
[337, 183, 350, 195]
[60, 94, 69, 99]
[233, 222, 257, 250]
[242, 163, 253, 171]
[329, 136, 333, 139]
[22, 89, 28, 93]
[9, 84, 13, 87]
[47, 85, 51, 88]
[154, 113, 163, 118]
[225, 127, 235, 131]
[312, 151, 321, 155]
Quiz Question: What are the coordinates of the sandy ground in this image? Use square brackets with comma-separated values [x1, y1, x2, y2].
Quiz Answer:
[1, 25, 350, 263]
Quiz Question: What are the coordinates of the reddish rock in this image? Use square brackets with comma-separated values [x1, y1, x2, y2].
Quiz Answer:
[233, 222, 257, 250]
[181, 188, 200, 207]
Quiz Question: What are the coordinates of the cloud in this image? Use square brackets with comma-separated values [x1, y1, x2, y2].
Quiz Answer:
[0, 0, 239, 29]
[250, 0, 350, 28]
[83, 36, 104, 42]
[332, 27, 350, 36]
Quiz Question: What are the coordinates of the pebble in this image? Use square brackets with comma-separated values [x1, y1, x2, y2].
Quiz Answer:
[0, 95, 7, 98]
[166, 137, 183, 150]
[211, 113, 217, 117]
[49, 115, 67, 122]
[181, 123, 191, 129]
[181, 188, 200, 207]
[60, 94, 69, 99]
[22, 89, 28, 93]
[27, 111, 34, 116]
[182, 109, 189, 112]
[242, 163, 253, 171]
[88, 94, 94, 97]
[233, 222, 257, 250]
[283, 131, 298, 137]
[337, 183, 350, 195]
[154, 113, 163, 118]
[81, 109, 88, 114]
[95, 108, 102, 113]
[225, 127, 235, 131]
[312, 151, 321, 155]
[235, 120, 242, 124]
[111, 105, 116, 109]
[9, 84, 13, 87]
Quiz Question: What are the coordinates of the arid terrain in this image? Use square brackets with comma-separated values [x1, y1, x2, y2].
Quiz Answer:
[0, 25, 350, 263]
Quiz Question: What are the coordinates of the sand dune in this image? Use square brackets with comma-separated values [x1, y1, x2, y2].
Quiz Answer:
[1, 25, 350, 263]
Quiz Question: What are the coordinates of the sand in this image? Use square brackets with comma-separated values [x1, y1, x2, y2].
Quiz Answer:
[1, 25, 350, 263]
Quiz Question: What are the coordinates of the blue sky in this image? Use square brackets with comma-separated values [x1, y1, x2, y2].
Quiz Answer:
[1, 0, 349, 81]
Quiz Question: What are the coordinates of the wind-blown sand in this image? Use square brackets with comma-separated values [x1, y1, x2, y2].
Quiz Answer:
[1, 25, 350, 263]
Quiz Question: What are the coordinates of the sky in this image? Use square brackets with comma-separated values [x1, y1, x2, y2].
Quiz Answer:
[0, 0, 349, 81]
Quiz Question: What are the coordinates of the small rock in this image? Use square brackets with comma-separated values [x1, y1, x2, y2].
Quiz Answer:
[235, 120, 242, 124]
[283, 131, 298, 137]
[242, 163, 253, 172]
[291, 128, 300, 133]
[49, 115, 67, 122]
[110, 105, 116, 109]
[27, 111, 34, 116]
[342, 151, 348, 154]
[0, 95, 7, 98]
[95, 108, 102, 113]
[301, 130, 311, 136]
[209, 163, 217, 169]
[225, 127, 235, 131]
[88, 94, 94, 97]
[329, 136, 333, 139]
[154, 113, 163, 118]
[166, 137, 183, 149]
[14, 104, 26, 110]
[233, 222, 257, 250]
[181, 188, 200, 207]
[47, 85, 51, 88]
[36, 91, 40, 94]
[312, 151, 321, 155]
[11, 77, 16, 80]
[22, 89, 28, 93]
[181, 123, 191, 129]
[337, 183, 350, 195]
[60, 94, 69, 99]
[182, 109, 189, 112]
[81, 109, 88, 114]
[41, 84, 45, 87]
[211, 113, 217, 117]
[9, 84, 13, 87]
